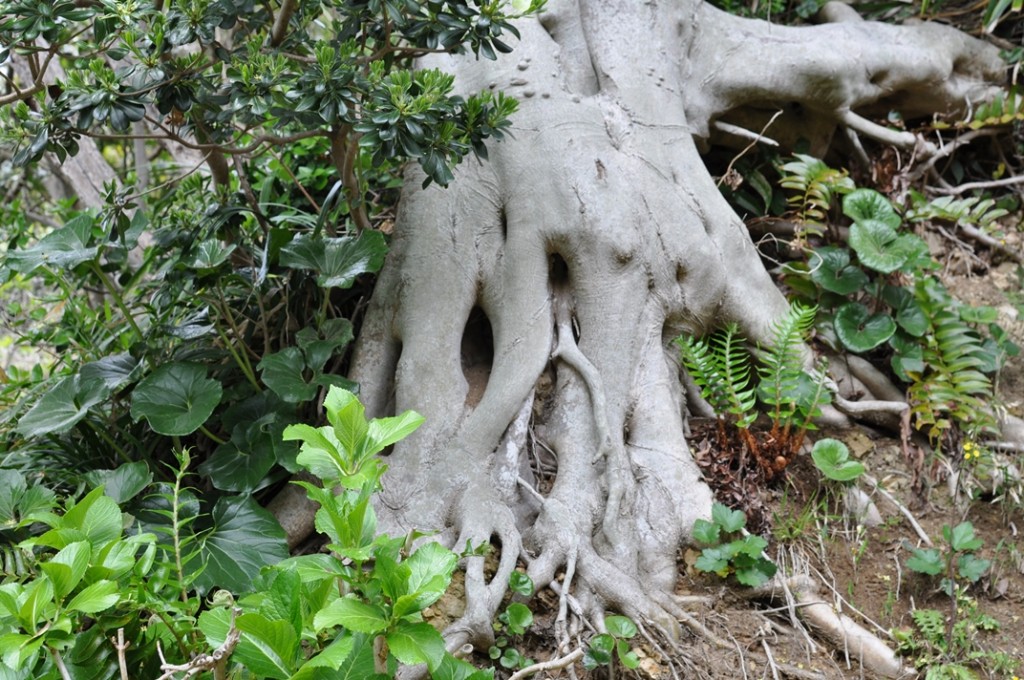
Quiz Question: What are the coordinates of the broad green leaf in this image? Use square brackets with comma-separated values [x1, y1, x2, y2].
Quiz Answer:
[259, 569, 304, 636]
[130, 362, 222, 436]
[259, 348, 318, 403]
[0, 471, 56, 528]
[324, 387, 369, 462]
[387, 621, 446, 669]
[234, 613, 299, 680]
[0, 632, 45, 671]
[280, 231, 387, 289]
[65, 580, 119, 614]
[17, 577, 53, 630]
[61, 487, 122, 549]
[295, 319, 354, 371]
[188, 239, 236, 270]
[834, 303, 897, 353]
[286, 424, 347, 479]
[194, 496, 288, 595]
[849, 219, 906, 273]
[733, 535, 768, 558]
[79, 353, 142, 391]
[313, 597, 389, 634]
[431, 652, 495, 680]
[617, 639, 640, 669]
[16, 374, 109, 437]
[405, 542, 457, 598]
[881, 285, 928, 338]
[40, 541, 89, 599]
[843, 188, 901, 229]
[292, 635, 356, 676]
[809, 246, 869, 295]
[366, 410, 425, 455]
[274, 554, 347, 584]
[711, 502, 745, 534]
[83, 462, 152, 504]
[605, 615, 638, 639]
[199, 433, 279, 494]
[3, 213, 98, 273]
[502, 603, 533, 635]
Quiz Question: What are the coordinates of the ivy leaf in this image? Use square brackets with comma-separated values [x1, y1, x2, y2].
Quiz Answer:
[193, 496, 288, 595]
[280, 231, 387, 289]
[508, 571, 534, 597]
[83, 462, 152, 504]
[3, 213, 98, 273]
[17, 374, 109, 437]
[130, 362, 222, 436]
[79, 353, 142, 391]
[258, 348, 318, 403]
[834, 303, 896, 353]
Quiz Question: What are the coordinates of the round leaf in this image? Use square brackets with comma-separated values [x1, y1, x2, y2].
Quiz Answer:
[848, 219, 906, 273]
[130, 362, 223, 436]
[809, 246, 868, 295]
[834, 303, 896, 352]
[842, 188, 901, 229]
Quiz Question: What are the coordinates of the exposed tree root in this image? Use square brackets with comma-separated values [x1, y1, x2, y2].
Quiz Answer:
[258, 0, 1018, 668]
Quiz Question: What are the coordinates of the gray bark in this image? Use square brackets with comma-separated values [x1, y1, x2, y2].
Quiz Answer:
[285, 0, 1005, 649]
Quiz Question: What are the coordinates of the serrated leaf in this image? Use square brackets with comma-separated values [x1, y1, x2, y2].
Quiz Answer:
[130, 362, 222, 436]
[711, 502, 745, 534]
[40, 541, 89, 599]
[234, 613, 299, 679]
[906, 548, 944, 575]
[957, 554, 990, 583]
[948, 522, 983, 552]
[734, 560, 776, 587]
[65, 580, 119, 614]
[834, 303, 897, 353]
[366, 410, 425, 455]
[387, 621, 446, 669]
[691, 518, 720, 545]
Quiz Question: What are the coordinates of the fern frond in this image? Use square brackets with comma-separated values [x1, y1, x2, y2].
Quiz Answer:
[677, 325, 756, 428]
[908, 281, 996, 441]
[779, 155, 855, 234]
[757, 302, 817, 425]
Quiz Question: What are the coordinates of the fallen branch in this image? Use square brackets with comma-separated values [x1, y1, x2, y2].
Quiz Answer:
[156, 608, 242, 680]
[862, 473, 933, 546]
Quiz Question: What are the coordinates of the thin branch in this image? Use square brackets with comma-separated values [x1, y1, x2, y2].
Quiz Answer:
[507, 648, 585, 680]
[155, 608, 243, 680]
[112, 628, 130, 680]
[934, 173, 1024, 195]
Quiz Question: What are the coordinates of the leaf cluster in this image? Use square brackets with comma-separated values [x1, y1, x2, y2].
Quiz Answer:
[692, 502, 777, 587]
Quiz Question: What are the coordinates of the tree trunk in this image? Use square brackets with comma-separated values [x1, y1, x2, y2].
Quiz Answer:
[337, 0, 1004, 649]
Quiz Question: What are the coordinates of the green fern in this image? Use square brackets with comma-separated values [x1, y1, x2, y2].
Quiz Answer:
[678, 323, 757, 428]
[911, 609, 947, 644]
[757, 302, 826, 428]
[907, 192, 1009, 232]
[779, 155, 855, 238]
[908, 281, 996, 442]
